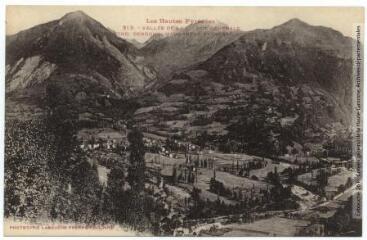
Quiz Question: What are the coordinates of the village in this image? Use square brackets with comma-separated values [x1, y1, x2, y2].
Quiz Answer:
[4, 7, 363, 237]
[75, 126, 358, 236]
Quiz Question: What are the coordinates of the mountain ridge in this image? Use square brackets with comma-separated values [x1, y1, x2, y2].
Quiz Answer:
[141, 21, 244, 80]
[6, 11, 157, 104]
[6, 12, 354, 154]
[133, 17, 354, 155]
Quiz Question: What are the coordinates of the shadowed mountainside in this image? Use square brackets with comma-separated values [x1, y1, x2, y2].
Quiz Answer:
[134, 19, 354, 155]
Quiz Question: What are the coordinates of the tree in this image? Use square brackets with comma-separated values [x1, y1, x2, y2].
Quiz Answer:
[43, 82, 102, 224]
[127, 127, 146, 192]
[105, 160, 128, 222]
[251, 175, 259, 181]
[316, 169, 328, 195]
[266, 167, 281, 185]
[346, 177, 353, 188]
[126, 127, 146, 229]
[327, 196, 361, 236]
[188, 187, 205, 219]
[5, 121, 54, 220]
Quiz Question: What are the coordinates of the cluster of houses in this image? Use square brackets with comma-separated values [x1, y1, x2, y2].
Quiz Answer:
[79, 138, 120, 151]
[143, 135, 202, 158]
[321, 157, 352, 168]
[78, 130, 127, 151]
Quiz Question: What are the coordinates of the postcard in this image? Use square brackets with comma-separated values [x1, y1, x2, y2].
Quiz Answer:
[4, 5, 364, 236]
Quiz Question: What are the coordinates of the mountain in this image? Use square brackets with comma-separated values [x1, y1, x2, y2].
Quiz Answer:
[199, 18, 353, 112]
[144, 33, 164, 46]
[5, 13, 354, 155]
[134, 19, 353, 155]
[141, 22, 243, 80]
[6, 11, 157, 111]
[126, 38, 145, 49]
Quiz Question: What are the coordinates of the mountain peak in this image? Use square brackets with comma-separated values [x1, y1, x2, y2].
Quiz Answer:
[280, 18, 309, 28]
[285, 18, 305, 24]
[63, 10, 89, 18]
[60, 11, 93, 24]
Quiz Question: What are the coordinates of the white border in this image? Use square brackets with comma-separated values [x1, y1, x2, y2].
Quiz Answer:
[2, 0, 367, 6]
[1, 1, 366, 240]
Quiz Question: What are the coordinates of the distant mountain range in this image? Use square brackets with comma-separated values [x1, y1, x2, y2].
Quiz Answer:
[141, 22, 243, 80]
[6, 11, 354, 154]
[126, 38, 145, 49]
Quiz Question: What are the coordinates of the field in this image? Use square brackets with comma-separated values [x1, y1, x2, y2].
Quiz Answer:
[224, 216, 310, 236]
[204, 152, 259, 164]
[297, 167, 356, 189]
[192, 168, 270, 205]
[145, 152, 272, 206]
[77, 127, 125, 140]
[327, 167, 356, 189]
[145, 152, 187, 166]
[291, 185, 319, 209]
[196, 168, 269, 190]
[250, 159, 295, 180]
[97, 165, 110, 186]
[280, 155, 320, 164]
[297, 171, 317, 186]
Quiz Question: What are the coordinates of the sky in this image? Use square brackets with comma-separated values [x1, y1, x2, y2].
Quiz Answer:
[6, 6, 365, 42]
